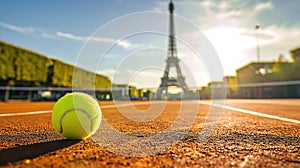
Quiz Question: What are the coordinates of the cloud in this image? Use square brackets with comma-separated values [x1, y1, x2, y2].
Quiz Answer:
[255, 25, 300, 59]
[0, 21, 61, 40]
[253, 2, 273, 13]
[200, 0, 214, 9]
[56, 31, 84, 41]
[152, 0, 300, 78]
[56, 31, 132, 49]
[0, 21, 133, 49]
[0, 21, 38, 34]
[153, 1, 273, 29]
[197, 1, 274, 28]
[98, 68, 119, 75]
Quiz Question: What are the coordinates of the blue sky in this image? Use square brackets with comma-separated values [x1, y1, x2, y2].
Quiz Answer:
[1, 0, 300, 88]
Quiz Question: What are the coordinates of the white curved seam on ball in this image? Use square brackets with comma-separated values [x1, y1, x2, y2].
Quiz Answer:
[59, 108, 93, 133]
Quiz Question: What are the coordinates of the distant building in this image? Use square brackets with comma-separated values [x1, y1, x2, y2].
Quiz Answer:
[200, 45, 300, 99]
[111, 84, 148, 100]
[236, 62, 277, 84]
[236, 60, 300, 98]
[199, 81, 225, 99]
[223, 76, 239, 98]
[236, 62, 275, 98]
[290, 46, 300, 62]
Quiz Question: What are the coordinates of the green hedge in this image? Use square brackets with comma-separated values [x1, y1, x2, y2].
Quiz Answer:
[0, 41, 111, 88]
[52, 59, 74, 87]
[15, 49, 49, 84]
[0, 41, 50, 86]
[0, 42, 17, 81]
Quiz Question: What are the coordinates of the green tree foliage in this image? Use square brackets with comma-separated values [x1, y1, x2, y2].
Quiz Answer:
[95, 74, 111, 89]
[73, 67, 95, 88]
[52, 60, 74, 87]
[272, 63, 300, 81]
[0, 42, 17, 81]
[0, 41, 49, 86]
[52, 60, 112, 88]
[270, 53, 300, 81]
[15, 49, 49, 84]
[237, 61, 300, 84]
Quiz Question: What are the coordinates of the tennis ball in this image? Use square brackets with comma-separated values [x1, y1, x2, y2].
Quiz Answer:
[52, 92, 101, 140]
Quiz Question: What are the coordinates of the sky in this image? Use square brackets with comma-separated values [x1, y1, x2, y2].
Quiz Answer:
[1, 0, 300, 88]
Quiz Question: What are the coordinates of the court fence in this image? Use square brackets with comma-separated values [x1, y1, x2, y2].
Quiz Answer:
[0, 86, 201, 102]
[200, 80, 300, 99]
[0, 87, 112, 102]
[1, 80, 300, 102]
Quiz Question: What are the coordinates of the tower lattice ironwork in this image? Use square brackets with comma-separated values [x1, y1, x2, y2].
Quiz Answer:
[157, 0, 188, 99]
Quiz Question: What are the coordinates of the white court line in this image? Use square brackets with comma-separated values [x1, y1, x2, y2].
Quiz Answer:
[199, 101, 300, 124]
[0, 110, 52, 117]
[3, 101, 300, 124]
[0, 101, 160, 117]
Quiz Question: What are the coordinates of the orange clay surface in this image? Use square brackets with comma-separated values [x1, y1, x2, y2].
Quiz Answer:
[0, 99, 300, 167]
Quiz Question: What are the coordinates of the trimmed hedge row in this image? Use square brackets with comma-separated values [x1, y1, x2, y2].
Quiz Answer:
[0, 41, 111, 89]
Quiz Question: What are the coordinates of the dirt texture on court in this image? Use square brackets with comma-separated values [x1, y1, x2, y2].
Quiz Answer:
[0, 100, 300, 167]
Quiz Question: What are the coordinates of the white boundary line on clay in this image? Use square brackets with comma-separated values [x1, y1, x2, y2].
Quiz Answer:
[1, 101, 300, 125]
[0, 110, 53, 117]
[198, 101, 300, 124]
[0, 101, 160, 117]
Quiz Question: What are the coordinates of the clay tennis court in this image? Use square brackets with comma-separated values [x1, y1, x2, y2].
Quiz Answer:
[0, 99, 300, 167]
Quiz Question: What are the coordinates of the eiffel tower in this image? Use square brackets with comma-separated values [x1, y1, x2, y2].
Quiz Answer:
[157, 0, 188, 99]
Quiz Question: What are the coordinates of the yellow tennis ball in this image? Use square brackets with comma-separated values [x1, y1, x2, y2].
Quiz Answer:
[52, 92, 101, 140]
